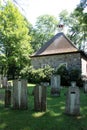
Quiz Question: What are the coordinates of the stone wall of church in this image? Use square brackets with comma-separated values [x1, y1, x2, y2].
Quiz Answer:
[31, 53, 81, 71]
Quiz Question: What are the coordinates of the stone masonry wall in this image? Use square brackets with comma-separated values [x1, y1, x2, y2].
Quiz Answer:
[31, 53, 81, 71]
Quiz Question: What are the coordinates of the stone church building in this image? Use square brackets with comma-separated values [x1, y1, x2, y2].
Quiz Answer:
[31, 32, 87, 77]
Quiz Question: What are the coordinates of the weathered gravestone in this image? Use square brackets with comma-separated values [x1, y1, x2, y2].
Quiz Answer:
[32, 82, 49, 96]
[5, 88, 11, 108]
[2, 76, 7, 88]
[5, 82, 12, 108]
[65, 81, 80, 116]
[7, 81, 12, 88]
[34, 83, 46, 111]
[84, 80, 87, 93]
[13, 79, 28, 110]
[51, 75, 60, 96]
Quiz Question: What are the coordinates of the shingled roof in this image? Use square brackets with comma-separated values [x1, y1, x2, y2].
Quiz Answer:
[31, 32, 84, 57]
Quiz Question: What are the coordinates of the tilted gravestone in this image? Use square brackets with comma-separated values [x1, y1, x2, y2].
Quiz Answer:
[84, 80, 87, 93]
[51, 75, 61, 96]
[65, 81, 80, 116]
[34, 83, 46, 111]
[13, 79, 28, 110]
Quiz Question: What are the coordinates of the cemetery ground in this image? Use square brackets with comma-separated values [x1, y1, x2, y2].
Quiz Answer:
[0, 84, 87, 130]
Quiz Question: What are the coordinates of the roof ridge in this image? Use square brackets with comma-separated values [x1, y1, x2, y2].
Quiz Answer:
[32, 32, 79, 57]
[35, 32, 64, 55]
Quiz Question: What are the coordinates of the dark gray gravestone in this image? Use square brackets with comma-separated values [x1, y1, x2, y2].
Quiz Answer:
[13, 79, 28, 110]
[34, 84, 46, 111]
[84, 81, 87, 93]
[51, 75, 60, 96]
[65, 81, 80, 116]
[5, 89, 11, 108]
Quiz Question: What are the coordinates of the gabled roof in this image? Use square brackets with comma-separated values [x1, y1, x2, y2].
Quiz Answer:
[31, 32, 84, 57]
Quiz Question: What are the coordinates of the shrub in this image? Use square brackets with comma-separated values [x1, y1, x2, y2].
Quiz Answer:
[55, 64, 70, 86]
[27, 65, 54, 84]
[69, 68, 81, 82]
[69, 68, 83, 87]
[55, 65, 83, 87]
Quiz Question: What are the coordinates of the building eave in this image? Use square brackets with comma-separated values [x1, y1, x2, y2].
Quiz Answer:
[31, 51, 82, 58]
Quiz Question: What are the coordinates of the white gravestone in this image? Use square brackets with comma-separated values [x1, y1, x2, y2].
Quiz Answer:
[65, 81, 80, 115]
[70, 92, 76, 113]
[13, 79, 28, 110]
[51, 75, 60, 96]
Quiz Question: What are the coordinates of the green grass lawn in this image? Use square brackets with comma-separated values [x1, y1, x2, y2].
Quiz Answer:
[0, 85, 87, 130]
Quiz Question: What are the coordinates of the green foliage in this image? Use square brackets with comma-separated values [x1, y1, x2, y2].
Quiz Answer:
[0, 54, 7, 74]
[27, 65, 54, 83]
[69, 68, 81, 81]
[55, 64, 83, 87]
[59, 6, 87, 49]
[0, 1, 33, 78]
[30, 15, 58, 51]
[55, 64, 70, 86]
[69, 68, 83, 87]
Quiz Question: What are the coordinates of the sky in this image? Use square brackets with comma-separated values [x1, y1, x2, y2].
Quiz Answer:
[11, 0, 80, 25]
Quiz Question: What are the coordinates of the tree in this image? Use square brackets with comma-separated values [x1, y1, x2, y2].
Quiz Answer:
[59, 2, 87, 50]
[30, 15, 58, 51]
[74, 0, 87, 50]
[0, 1, 33, 79]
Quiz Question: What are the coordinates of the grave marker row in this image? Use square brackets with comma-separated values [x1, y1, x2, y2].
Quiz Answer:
[1, 74, 81, 116]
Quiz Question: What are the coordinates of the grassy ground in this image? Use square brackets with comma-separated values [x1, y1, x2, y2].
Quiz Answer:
[0, 85, 87, 130]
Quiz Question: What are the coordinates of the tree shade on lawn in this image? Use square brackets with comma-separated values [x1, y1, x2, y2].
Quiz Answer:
[0, 85, 87, 130]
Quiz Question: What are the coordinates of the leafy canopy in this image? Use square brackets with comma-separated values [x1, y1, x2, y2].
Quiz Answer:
[30, 15, 58, 51]
[0, 1, 33, 77]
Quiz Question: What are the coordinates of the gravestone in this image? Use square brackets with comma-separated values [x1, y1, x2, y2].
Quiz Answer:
[7, 81, 12, 88]
[5, 88, 11, 108]
[2, 76, 7, 88]
[51, 75, 60, 96]
[65, 81, 80, 116]
[34, 83, 46, 111]
[32, 82, 49, 96]
[84, 80, 87, 93]
[13, 79, 28, 110]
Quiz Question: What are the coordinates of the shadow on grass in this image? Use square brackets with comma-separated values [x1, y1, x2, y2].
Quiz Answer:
[0, 107, 87, 130]
[0, 87, 87, 130]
